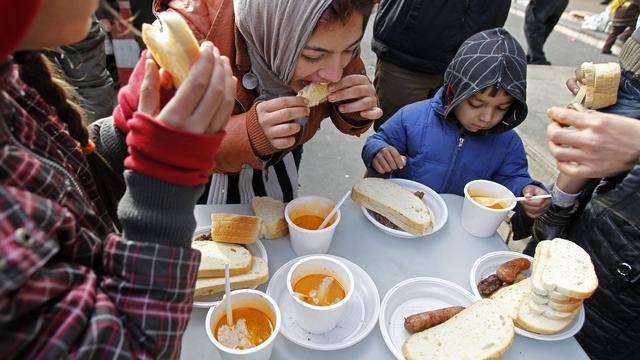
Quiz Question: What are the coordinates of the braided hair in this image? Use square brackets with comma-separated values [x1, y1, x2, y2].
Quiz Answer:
[13, 51, 125, 230]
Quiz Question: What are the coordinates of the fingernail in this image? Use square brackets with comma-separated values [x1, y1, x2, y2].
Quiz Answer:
[201, 41, 213, 52]
[327, 95, 335, 102]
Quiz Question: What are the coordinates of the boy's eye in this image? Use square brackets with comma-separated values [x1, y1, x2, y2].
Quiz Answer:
[498, 104, 512, 111]
[469, 102, 482, 109]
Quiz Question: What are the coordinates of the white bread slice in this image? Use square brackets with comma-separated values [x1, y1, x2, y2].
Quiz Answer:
[490, 278, 531, 320]
[211, 213, 261, 244]
[194, 257, 269, 298]
[531, 292, 582, 312]
[297, 83, 330, 107]
[540, 239, 598, 299]
[191, 241, 252, 278]
[352, 178, 432, 236]
[516, 294, 579, 334]
[531, 240, 551, 295]
[142, 12, 200, 88]
[251, 196, 288, 239]
[528, 300, 575, 321]
[402, 299, 514, 360]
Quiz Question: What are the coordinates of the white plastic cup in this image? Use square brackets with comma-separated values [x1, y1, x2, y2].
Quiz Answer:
[205, 289, 281, 360]
[286, 256, 354, 333]
[462, 180, 517, 238]
[284, 196, 341, 256]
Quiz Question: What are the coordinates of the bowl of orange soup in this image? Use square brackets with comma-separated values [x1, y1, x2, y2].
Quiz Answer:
[286, 255, 354, 333]
[206, 289, 281, 360]
[284, 196, 341, 256]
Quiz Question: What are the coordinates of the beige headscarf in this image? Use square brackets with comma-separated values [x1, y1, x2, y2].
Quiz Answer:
[234, 0, 331, 100]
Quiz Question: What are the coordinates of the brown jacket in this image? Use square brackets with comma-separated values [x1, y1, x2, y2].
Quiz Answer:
[154, 0, 374, 173]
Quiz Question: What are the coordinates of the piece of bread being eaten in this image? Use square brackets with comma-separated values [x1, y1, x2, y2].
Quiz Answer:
[298, 83, 330, 107]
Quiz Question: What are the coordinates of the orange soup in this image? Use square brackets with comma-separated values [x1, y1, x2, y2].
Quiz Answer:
[471, 196, 507, 209]
[292, 214, 334, 230]
[214, 307, 273, 350]
[293, 274, 346, 306]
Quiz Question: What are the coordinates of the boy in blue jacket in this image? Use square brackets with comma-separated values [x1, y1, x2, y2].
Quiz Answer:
[362, 28, 549, 218]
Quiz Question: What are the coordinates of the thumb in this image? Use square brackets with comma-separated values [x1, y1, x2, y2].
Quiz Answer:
[139, 59, 161, 116]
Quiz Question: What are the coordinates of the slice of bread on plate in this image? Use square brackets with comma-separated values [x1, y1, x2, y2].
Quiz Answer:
[531, 292, 582, 312]
[516, 294, 580, 334]
[490, 278, 531, 319]
[194, 257, 269, 297]
[527, 300, 576, 321]
[211, 213, 261, 244]
[252, 196, 288, 239]
[351, 178, 432, 236]
[191, 241, 252, 278]
[402, 299, 514, 360]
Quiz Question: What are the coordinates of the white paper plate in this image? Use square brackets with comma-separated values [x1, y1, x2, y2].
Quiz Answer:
[266, 255, 380, 351]
[191, 227, 268, 308]
[360, 178, 448, 238]
[470, 251, 585, 341]
[379, 277, 476, 360]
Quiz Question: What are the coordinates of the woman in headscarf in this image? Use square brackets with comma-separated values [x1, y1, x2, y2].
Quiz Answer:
[115, 0, 381, 204]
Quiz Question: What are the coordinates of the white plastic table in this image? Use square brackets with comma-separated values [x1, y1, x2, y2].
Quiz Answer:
[181, 194, 588, 359]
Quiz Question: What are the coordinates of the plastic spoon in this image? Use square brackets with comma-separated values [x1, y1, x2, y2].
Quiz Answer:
[473, 194, 552, 207]
[317, 190, 351, 230]
[224, 263, 233, 326]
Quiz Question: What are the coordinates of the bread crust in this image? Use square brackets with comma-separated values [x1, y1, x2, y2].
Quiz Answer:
[210, 213, 261, 244]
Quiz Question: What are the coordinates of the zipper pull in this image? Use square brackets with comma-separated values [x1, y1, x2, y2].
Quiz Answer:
[457, 136, 465, 148]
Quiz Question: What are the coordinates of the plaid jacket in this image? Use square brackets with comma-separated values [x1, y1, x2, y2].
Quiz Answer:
[0, 64, 200, 359]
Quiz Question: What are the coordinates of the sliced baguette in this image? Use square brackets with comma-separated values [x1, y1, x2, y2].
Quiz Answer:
[252, 196, 288, 239]
[211, 213, 261, 244]
[531, 240, 551, 296]
[516, 294, 579, 334]
[540, 238, 598, 299]
[402, 299, 514, 360]
[490, 278, 531, 320]
[194, 257, 269, 298]
[191, 241, 252, 278]
[352, 178, 432, 236]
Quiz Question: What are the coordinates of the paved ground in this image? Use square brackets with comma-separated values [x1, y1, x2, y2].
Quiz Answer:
[297, 1, 624, 250]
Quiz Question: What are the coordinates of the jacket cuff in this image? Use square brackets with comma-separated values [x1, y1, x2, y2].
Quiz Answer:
[246, 102, 278, 156]
[124, 112, 225, 186]
[329, 103, 374, 136]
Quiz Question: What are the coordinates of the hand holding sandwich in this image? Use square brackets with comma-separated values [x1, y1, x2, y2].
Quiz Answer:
[256, 96, 310, 150]
[327, 74, 382, 120]
[372, 146, 407, 174]
[139, 42, 235, 134]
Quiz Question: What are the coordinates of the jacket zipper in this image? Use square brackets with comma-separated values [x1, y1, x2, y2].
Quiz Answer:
[442, 133, 465, 193]
[4, 122, 88, 200]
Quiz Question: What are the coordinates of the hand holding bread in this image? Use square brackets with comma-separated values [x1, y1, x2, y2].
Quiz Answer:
[256, 96, 309, 150]
[327, 74, 382, 120]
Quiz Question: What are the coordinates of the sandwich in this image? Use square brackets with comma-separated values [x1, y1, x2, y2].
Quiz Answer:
[142, 12, 200, 87]
[351, 178, 432, 236]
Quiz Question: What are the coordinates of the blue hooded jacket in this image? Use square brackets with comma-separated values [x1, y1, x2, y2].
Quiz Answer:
[362, 29, 543, 201]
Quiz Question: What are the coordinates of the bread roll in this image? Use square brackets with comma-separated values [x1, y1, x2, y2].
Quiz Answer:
[251, 196, 288, 239]
[142, 12, 200, 87]
[211, 213, 261, 244]
[351, 178, 432, 236]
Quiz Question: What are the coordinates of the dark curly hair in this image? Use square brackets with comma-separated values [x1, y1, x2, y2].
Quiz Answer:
[319, 0, 377, 27]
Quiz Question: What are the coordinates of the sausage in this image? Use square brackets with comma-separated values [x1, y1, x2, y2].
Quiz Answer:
[404, 306, 465, 333]
[477, 274, 503, 297]
[515, 272, 527, 283]
[496, 258, 531, 283]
